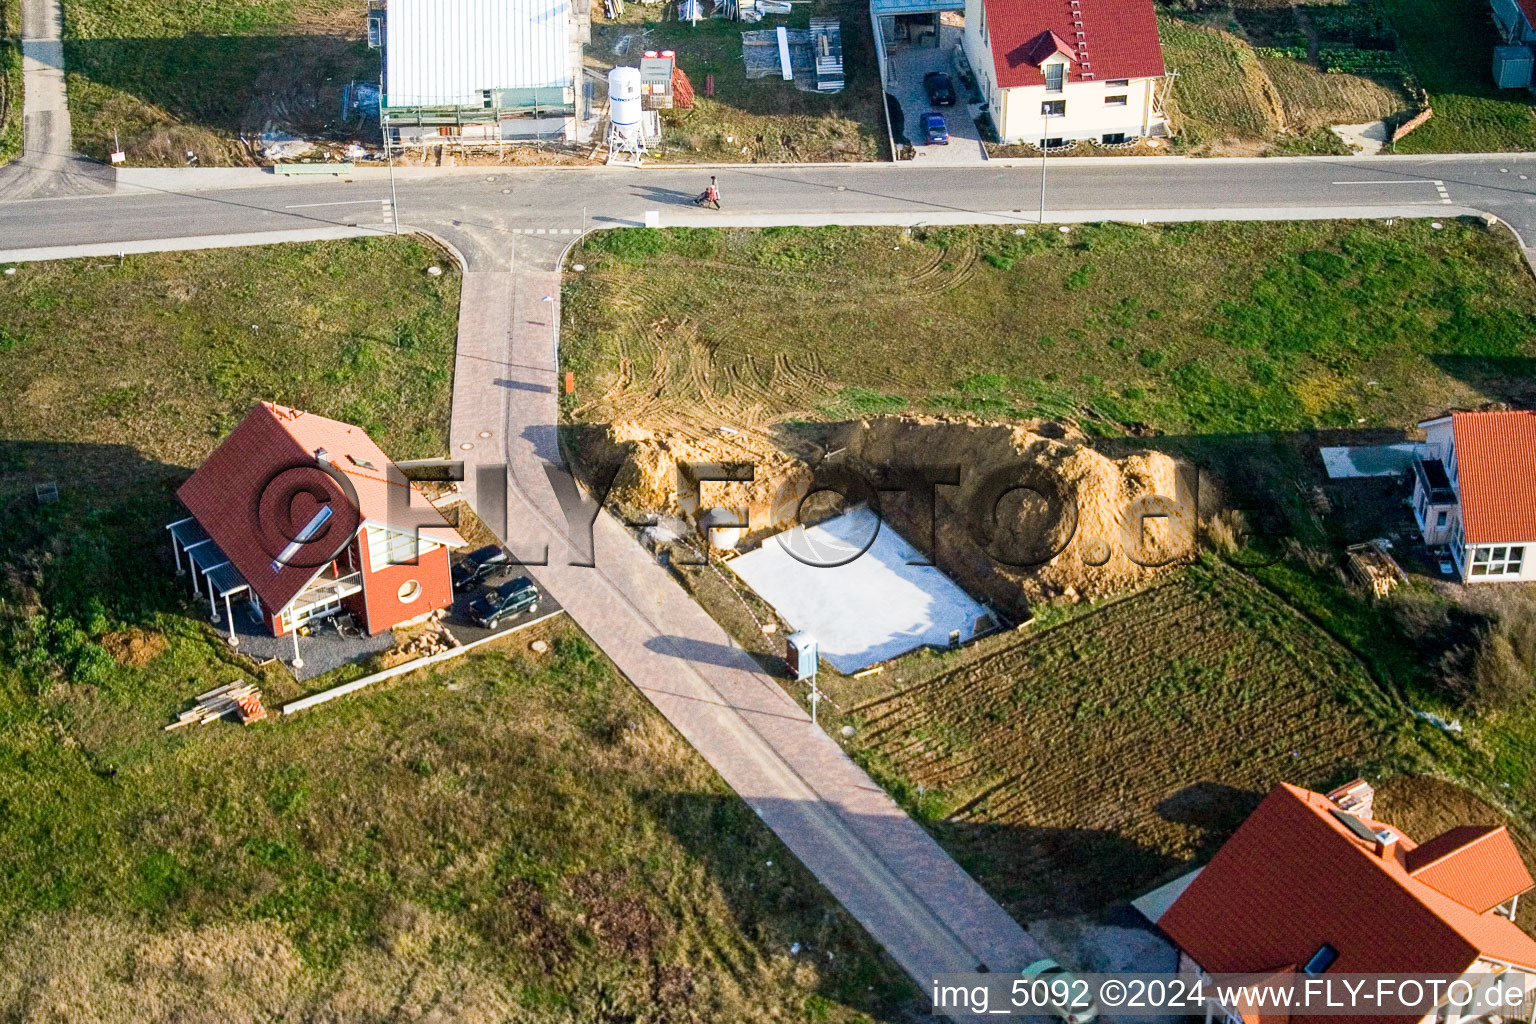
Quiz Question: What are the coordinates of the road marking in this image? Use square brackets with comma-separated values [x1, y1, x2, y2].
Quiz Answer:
[282, 199, 383, 208]
[1332, 178, 1453, 204]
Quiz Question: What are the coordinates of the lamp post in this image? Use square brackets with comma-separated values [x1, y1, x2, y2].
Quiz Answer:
[1040, 114, 1048, 225]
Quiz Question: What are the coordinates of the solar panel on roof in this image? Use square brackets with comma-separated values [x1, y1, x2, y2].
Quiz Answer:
[1331, 808, 1381, 844]
[1304, 943, 1338, 975]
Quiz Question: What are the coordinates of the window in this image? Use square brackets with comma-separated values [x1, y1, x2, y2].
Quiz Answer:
[1436, 510, 1448, 528]
[1042, 100, 1066, 117]
[1105, 94, 1128, 106]
[1101, 132, 1126, 144]
[398, 579, 422, 603]
[978, 0, 986, 42]
[1044, 63, 1064, 92]
[1106, 78, 1129, 86]
[1304, 944, 1339, 975]
[1473, 545, 1524, 577]
[1041, 136, 1065, 148]
[368, 527, 441, 568]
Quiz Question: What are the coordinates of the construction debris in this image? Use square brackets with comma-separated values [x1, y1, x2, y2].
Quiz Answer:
[165, 683, 268, 730]
[380, 624, 461, 668]
[809, 18, 844, 92]
[742, 24, 841, 91]
[1346, 540, 1407, 598]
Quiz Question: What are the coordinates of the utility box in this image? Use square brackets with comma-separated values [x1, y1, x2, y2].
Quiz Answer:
[786, 631, 817, 681]
[1494, 45, 1534, 88]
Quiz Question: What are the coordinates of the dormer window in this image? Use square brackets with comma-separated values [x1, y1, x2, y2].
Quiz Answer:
[1045, 63, 1065, 91]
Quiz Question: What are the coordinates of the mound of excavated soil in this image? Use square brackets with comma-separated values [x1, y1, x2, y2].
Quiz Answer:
[593, 415, 1197, 616]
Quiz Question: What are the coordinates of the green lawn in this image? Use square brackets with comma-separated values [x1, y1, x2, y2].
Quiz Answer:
[0, 0, 20, 166]
[0, 240, 914, 1021]
[563, 221, 1536, 437]
[62, 0, 377, 164]
[0, 237, 459, 484]
[1380, 0, 1536, 151]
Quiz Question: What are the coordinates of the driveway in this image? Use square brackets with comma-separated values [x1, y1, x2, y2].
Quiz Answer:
[885, 26, 987, 165]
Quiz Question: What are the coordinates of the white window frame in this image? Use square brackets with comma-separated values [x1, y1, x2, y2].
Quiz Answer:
[1044, 63, 1065, 92]
[1105, 94, 1128, 106]
[1042, 99, 1066, 117]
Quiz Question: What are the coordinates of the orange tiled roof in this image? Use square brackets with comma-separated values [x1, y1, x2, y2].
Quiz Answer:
[1450, 411, 1536, 544]
[178, 403, 464, 615]
[1406, 825, 1534, 914]
[1160, 784, 1536, 1024]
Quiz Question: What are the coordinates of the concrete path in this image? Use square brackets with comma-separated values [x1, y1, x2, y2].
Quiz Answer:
[0, 0, 110, 199]
[447, 246, 1047, 998]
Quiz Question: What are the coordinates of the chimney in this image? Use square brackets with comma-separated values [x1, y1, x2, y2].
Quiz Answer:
[315, 447, 330, 465]
[1373, 827, 1400, 858]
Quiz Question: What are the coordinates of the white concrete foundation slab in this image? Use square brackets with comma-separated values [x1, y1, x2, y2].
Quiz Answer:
[1320, 443, 1430, 479]
[728, 506, 991, 673]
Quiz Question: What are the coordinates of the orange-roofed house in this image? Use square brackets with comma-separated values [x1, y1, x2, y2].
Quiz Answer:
[166, 403, 466, 650]
[1413, 411, 1536, 582]
[1145, 781, 1536, 1024]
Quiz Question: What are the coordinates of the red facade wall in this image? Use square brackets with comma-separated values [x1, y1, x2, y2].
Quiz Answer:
[355, 531, 453, 635]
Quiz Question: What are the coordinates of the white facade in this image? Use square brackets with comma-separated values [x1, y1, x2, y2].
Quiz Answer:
[1416, 417, 1536, 584]
[960, 0, 1163, 143]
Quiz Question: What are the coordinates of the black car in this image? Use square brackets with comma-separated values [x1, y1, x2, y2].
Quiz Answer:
[452, 545, 511, 592]
[923, 71, 956, 106]
[469, 576, 541, 628]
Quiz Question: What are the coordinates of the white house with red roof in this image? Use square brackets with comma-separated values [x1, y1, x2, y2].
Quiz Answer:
[167, 403, 465, 651]
[1413, 411, 1536, 583]
[961, 0, 1166, 144]
[1141, 781, 1536, 1024]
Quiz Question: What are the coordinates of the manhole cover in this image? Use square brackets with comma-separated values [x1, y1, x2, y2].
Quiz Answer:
[460, 442, 474, 450]
[478, 430, 492, 438]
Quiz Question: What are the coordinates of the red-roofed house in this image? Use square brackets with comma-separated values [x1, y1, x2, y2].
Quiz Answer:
[167, 403, 466, 652]
[1413, 411, 1535, 582]
[961, 0, 1166, 143]
[1146, 782, 1536, 1024]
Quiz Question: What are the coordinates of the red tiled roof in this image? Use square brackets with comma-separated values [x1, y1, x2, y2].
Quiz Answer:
[983, 0, 1164, 89]
[1160, 784, 1536, 1024]
[1407, 825, 1534, 914]
[178, 403, 464, 615]
[1450, 411, 1536, 544]
[1517, 0, 1536, 31]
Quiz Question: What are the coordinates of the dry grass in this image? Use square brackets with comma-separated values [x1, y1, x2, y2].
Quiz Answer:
[0, 624, 916, 1023]
[1159, 15, 1283, 149]
[1260, 54, 1408, 131]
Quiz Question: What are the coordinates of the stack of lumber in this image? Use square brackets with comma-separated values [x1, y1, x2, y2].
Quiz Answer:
[165, 683, 266, 730]
[1346, 540, 1407, 599]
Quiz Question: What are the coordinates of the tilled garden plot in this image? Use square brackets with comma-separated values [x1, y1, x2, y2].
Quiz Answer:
[847, 563, 1405, 920]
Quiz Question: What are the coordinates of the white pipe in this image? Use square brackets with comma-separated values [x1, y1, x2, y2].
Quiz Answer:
[224, 593, 238, 647]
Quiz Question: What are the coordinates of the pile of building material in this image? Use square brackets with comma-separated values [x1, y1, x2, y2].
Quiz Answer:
[165, 683, 268, 730]
[1346, 540, 1407, 598]
[742, 27, 823, 90]
[381, 624, 461, 668]
[720, 0, 791, 20]
[809, 18, 844, 92]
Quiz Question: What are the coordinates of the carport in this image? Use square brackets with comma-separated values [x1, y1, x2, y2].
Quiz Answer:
[870, 0, 986, 163]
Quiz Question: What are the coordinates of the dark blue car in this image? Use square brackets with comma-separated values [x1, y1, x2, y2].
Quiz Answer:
[923, 112, 949, 145]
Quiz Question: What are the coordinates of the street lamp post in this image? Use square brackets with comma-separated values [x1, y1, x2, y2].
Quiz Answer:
[1040, 115, 1048, 225]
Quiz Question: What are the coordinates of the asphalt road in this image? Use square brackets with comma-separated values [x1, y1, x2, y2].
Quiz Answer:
[4, 154, 1536, 267]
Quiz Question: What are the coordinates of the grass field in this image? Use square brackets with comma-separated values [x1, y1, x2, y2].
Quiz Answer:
[0, 0, 20, 166]
[1157, 13, 1409, 154]
[0, 237, 459, 485]
[0, 615, 914, 1022]
[563, 221, 1536, 438]
[831, 562, 1404, 920]
[62, 0, 377, 165]
[1379, 0, 1536, 152]
[589, 0, 884, 163]
[0, 240, 913, 1022]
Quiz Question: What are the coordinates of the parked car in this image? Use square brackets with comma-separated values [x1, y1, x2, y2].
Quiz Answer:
[1018, 959, 1099, 1024]
[468, 576, 541, 628]
[923, 71, 956, 106]
[922, 112, 949, 145]
[452, 545, 510, 591]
